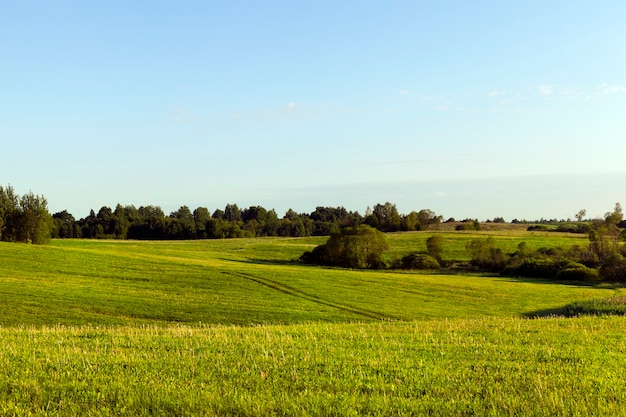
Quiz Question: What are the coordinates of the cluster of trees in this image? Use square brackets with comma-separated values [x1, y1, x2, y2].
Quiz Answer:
[300, 225, 389, 269]
[301, 227, 445, 271]
[0, 185, 52, 244]
[466, 204, 626, 282]
[50, 201, 442, 241]
[302, 204, 626, 282]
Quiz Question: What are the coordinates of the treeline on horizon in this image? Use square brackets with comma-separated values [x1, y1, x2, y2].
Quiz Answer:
[51, 202, 445, 240]
[1, 185, 447, 242]
[1, 184, 622, 244]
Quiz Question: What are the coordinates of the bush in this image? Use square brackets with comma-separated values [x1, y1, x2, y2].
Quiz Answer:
[426, 235, 444, 262]
[466, 237, 509, 271]
[399, 253, 440, 270]
[600, 254, 626, 282]
[555, 263, 600, 282]
[300, 225, 389, 269]
[502, 258, 563, 279]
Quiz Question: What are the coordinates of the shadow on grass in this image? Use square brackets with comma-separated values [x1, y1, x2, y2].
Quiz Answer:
[525, 293, 626, 318]
[523, 306, 571, 318]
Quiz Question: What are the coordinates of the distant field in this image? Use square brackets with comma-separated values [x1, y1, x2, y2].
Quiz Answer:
[1, 232, 624, 415]
[0, 232, 611, 326]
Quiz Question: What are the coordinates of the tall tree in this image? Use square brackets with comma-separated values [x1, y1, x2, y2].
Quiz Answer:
[372, 202, 402, 232]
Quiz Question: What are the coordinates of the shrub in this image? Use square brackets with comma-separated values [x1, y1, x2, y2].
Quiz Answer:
[599, 254, 626, 282]
[426, 235, 444, 262]
[466, 237, 509, 271]
[502, 258, 563, 279]
[555, 263, 600, 282]
[300, 224, 389, 269]
[399, 253, 440, 270]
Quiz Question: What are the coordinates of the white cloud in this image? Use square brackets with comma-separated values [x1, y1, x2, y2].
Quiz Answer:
[538, 84, 555, 96]
[400, 89, 411, 96]
[488, 90, 506, 97]
[597, 83, 626, 95]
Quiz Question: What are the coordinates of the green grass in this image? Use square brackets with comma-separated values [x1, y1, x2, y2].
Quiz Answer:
[384, 229, 588, 262]
[564, 295, 626, 316]
[1, 232, 625, 415]
[2, 318, 626, 416]
[0, 233, 617, 326]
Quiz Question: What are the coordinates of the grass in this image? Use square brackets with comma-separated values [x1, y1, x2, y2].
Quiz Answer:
[564, 295, 626, 317]
[384, 229, 588, 262]
[1, 231, 625, 415]
[0, 234, 618, 325]
[2, 318, 626, 416]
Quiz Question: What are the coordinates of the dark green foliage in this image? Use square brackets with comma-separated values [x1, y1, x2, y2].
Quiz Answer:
[399, 253, 440, 270]
[52, 210, 81, 238]
[0, 185, 52, 244]
[426, 235, 444, 263]
[372, 202, 402, 232]
[555, 263, 600, 282]
[466, 237, 508, 271]
[51, 200, 443, 241]
[503, 258, 563, 279]
[300, 225, 389, 269]
[599, 254, 626, 282]
[456, 219, 481, 231]
[555, 223, 591, 233]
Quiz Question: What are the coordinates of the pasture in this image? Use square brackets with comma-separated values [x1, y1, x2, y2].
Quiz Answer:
[1, 231, 625, 415]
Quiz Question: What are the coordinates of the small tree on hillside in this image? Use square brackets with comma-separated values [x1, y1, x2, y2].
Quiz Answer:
[426, 235, 444, 263]
[300, 224, 389, 269]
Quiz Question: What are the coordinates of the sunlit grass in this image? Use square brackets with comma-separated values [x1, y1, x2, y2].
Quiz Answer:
[1, 232, 624, 415]
[1, 318, 625, 416]
[0, 234, 618, 326]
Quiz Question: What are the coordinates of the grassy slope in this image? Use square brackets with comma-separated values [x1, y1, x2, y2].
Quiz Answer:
[0, 232, 615, 326]
[2, 232, 625, 415]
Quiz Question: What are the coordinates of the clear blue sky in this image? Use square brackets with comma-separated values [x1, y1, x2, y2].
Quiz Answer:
[2, 1, 625, 221]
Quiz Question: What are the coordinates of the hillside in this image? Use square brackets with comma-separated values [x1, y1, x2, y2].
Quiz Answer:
[0, 231, 614, 326]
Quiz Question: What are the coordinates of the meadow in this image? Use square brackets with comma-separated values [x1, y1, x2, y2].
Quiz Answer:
[1, 230, 625, 415]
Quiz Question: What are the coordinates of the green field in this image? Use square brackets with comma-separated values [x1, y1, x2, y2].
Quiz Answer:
[1, 232, 625, 415]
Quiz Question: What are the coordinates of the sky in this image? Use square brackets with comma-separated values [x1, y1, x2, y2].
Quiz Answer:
[2, 0, 625, 221]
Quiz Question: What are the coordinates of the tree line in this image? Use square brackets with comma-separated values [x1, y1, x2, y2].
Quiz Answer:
[0, 185, 52, 244]
[49, 201, 443, 240]
[1, 184, 443, 243]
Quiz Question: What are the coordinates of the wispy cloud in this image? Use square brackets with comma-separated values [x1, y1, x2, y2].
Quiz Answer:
[488, 90, 506, 97]
[597, 83, 626, 95]
[538, 84, 555, 96]
[230, 101, 351, 123]
[399, 89, 411, 96]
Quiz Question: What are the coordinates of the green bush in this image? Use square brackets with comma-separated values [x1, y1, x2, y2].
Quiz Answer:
[300, 224, 389, 269]
[555, 264, 600, 282]
[466, 237, 509, 271]
[399, 253, 440, 270]
[599, 254, 626, 282]
[502, 258, 563, 279]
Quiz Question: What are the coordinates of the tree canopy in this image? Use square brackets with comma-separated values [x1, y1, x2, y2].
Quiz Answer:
[0, 185, 52, 244]
[300, 225, 389, 269]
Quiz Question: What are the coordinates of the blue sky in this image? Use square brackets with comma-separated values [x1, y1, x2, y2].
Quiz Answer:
[2, 1, 625, 220]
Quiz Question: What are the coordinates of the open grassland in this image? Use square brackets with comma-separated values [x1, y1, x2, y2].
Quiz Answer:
[0, 231, 614, 326]
[1, 231, 625, 415]
[2, 318, 626, 416]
